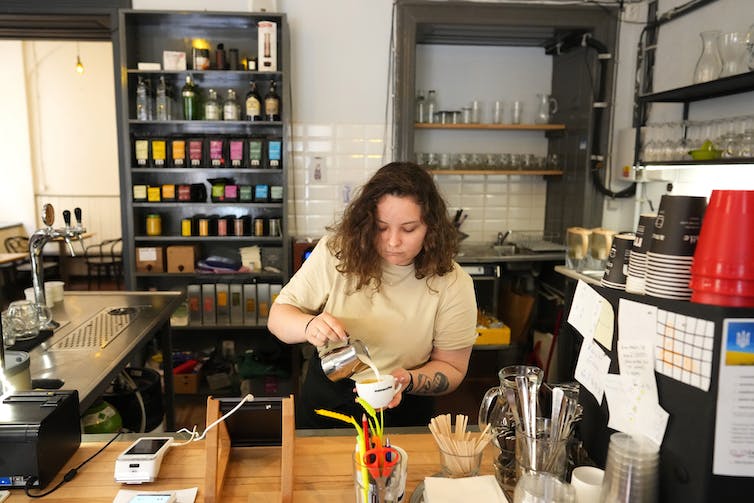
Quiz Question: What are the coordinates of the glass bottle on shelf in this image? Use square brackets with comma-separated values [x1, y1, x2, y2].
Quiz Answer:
[155, 76, 171, 120]
[426, 89, 437, 124]
[693, 30, 722, 84]
[223, 89, 240, 121]
[416, 90, 426, 123]
[204, 88, 221, 120]
[264, 81, 280, 121]
[181, 74, 198, 120]
[245, 81, 262, 121]
[135, 76, 152, 121]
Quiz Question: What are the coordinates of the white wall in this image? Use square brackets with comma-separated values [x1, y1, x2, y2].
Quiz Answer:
[0, 40, 121, 247]
[0, 41, 36, 235]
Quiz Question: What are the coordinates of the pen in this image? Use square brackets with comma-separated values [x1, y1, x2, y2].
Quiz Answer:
[384, 436, 392, 462]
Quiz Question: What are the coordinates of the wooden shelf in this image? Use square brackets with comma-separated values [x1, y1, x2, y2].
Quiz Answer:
[429, 169, 563, 175]
[415, 123, 566, 131]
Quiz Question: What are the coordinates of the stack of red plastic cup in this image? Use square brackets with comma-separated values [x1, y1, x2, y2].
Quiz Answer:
[690, 190, 754, 307]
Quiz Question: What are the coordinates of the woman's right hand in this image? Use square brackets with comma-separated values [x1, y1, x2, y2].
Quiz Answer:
[304, 311, 349, 347]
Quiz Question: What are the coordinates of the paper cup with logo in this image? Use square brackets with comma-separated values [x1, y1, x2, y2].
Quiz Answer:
[601, 233, 634, 290]
[649, 194, 707, 257]
[355, 375, 403, 410]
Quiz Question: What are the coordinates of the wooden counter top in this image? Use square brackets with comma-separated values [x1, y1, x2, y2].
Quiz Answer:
[7, 431, 497, 502]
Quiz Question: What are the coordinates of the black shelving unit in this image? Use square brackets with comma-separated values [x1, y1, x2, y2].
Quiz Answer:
[114, 10, 295, 402]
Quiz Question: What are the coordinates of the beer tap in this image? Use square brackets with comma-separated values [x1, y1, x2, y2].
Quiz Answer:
[29, 203, 87, 317]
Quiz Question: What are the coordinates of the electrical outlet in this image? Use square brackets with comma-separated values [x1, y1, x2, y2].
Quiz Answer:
[309, 156, 324, 182]
[622, 1, 644, 23]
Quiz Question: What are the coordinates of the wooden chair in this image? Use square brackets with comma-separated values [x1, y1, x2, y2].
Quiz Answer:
[84, 238, 123, 290]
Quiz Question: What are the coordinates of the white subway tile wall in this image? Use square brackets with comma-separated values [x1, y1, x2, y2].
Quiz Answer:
[288, 123, 547, 242]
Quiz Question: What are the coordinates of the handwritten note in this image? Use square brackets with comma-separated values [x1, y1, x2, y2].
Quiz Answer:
[575, 338, 612, 404]
[568, 280, 615, 350]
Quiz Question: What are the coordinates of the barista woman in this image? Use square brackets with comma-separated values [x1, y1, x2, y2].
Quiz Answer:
[268, 162, 477, 428]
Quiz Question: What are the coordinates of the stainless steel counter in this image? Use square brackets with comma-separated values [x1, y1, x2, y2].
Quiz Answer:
[554, 264, 602, 285]
[29, 291, 182, 428]
[457, 243, 563, 264]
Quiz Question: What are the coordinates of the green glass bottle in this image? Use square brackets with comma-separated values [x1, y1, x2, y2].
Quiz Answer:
[181, 74, 198, 120]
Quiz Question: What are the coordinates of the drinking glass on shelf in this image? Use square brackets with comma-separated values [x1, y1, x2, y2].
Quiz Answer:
[509, 153, 522, 170]
[500, 153, 512, 170]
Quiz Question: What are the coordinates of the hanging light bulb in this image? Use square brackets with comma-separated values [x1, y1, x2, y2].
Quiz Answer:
[75, 43, 84, 74]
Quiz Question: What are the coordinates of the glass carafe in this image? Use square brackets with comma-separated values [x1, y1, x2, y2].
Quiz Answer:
[535, 94, 558, 124]
[718, 31, 748, 77]
[693, 30, 722, 83]
[478, 365, 544, 448]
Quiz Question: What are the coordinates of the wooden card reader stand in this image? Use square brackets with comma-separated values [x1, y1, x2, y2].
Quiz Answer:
[204, 395, 295, 503]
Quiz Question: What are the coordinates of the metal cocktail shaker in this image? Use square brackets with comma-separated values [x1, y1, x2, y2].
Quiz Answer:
[320, 339, 371, 382]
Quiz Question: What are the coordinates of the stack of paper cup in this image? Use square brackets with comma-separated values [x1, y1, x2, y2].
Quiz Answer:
[645, 194, 707, 300]
[625, 214, 656, 294]
[600, 233, 635, 290]
[599, 433, 659, 503]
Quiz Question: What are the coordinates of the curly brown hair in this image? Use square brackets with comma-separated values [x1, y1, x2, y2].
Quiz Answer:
[327, 161, 458, 291]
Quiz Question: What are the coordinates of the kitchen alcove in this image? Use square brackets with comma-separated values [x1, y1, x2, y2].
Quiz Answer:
[393, 0, 620, 234]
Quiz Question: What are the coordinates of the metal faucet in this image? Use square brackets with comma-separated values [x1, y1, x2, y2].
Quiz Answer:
[29, 204, 86, 312]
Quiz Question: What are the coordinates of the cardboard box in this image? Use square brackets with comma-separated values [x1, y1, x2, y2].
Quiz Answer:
[173, 372, 201, 394]
[230, 284, 243, 325]
[202, 284, 216, 325]
[475, 325, 511, 346]
[135, 247, 164, 272]
[216, 283, 230, 325]
[187, 284, 202, 325]
[166, 245, 197, 273]
[243, 284, 258, 325]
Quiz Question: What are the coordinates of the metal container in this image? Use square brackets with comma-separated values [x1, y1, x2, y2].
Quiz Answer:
[320, 339, 372, 382]
[2, 351, 32, 391]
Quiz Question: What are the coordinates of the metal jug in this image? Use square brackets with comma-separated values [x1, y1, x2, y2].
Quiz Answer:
[320, 339, 372, 382]
[478, 365, 543, 447]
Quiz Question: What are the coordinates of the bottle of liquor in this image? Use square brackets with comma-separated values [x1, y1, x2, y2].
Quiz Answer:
[223, 89, 240, 121]
[264, 81, 280, 122]
[155, 76, 171, 120]
[416, 90, 426, 123]
[181, 74, 198, 120]
[204, 88, 221, 120]
[244, 81, 262, 121]
[426, 89, 437, 124]
[136, 76, 151, 120]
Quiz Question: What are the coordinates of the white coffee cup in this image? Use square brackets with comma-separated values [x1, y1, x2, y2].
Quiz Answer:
[570, 466, 604, 503]
[355, 375, 403, 410]
[45, 281, 65, 303]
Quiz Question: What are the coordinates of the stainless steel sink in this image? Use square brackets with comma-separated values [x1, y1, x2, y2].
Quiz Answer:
[457, 243, 519, 258]
[492, 244, 517, 256]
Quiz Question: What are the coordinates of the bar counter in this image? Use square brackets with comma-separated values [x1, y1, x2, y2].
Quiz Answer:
[7, 430, 497, 502]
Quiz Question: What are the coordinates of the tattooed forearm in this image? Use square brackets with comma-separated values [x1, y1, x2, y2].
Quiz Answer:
[413, 372, 450, 395]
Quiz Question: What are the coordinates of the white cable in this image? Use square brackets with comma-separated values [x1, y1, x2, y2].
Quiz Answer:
[171, 394, 255, 447]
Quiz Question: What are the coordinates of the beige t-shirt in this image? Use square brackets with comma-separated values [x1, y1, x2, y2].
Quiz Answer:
[274, 236, 478, 380]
